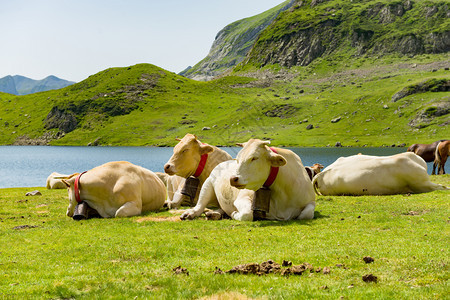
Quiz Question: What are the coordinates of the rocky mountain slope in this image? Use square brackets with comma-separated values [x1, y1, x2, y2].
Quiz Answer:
[238, 0, 449, 70]
[180, 0, 295, 81]
[0, 75, 75, 95]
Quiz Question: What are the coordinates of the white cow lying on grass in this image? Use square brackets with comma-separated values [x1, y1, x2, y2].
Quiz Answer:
[164, 133, 232, 208]
[181, 139, 316, 221]
[62, 161, 166, 218]
[46, 172, 70, 189]
[312, 152, 448, 196]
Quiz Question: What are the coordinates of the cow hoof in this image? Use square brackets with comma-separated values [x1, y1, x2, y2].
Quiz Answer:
[180, 210, 195, 220]
[205, 211, 222, 220]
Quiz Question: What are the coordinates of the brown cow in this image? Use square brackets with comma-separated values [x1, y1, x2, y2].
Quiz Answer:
[305, 163, 324, 181]
[434, 140, 450, 175]
[407, 140, 446, 163]
[407, 140, 448, 174]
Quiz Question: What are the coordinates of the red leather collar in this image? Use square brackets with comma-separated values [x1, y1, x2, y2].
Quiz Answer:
[74, 171, 87, 203]
[263, 147, 279, 188]
[193, 154, 208, 177]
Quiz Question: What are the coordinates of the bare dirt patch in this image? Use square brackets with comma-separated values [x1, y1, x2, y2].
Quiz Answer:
[173, 266, 189, 275]
[13, 225, 38, 230]
[136, 215, 182, 223]
[403, 210, 429, 216]
[198, 292, 255, 300]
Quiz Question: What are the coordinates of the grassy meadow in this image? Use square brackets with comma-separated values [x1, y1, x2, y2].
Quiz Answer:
[0, 175, 448, 299]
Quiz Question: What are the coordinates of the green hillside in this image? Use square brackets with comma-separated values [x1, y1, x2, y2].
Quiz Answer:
[0, 59, 448, 147]
[0, 0, 448, 147]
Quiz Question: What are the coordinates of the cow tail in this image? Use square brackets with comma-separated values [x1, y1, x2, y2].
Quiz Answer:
[435, 142, 442, 165]
[312, 173, 323, 196]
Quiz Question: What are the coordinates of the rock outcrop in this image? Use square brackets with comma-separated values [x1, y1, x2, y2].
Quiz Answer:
[246, 0, 450, 69]
[180, 0, 295, 81]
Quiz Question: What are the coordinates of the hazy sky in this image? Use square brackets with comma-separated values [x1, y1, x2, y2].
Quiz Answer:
[1, 0, 285, 82]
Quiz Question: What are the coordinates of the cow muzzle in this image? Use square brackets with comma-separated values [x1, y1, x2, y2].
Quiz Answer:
[164, 163, 175, 175]
[230, 176, 245, 189]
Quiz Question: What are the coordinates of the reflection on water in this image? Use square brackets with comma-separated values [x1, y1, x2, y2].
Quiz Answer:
[0, 146, 419, 188]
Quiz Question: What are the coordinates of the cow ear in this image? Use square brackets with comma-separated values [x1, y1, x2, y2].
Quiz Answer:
[175, 138, 182, 141]
[199, 143, 214, 155]
[61, 179, 71, 188]
[269, 153, 286, 167]
[236, 142, 245, 148]
[62, 175, 77, 188]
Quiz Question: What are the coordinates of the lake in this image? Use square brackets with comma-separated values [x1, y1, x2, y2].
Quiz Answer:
[0, 145, 423, 189]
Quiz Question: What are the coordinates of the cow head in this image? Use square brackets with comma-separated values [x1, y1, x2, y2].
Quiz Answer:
[61, 173, 79, 217]
[164, 134, 214, 178]
[407, 144, 417, 152]
[311, 163, 324, 174]
[230, 139, 286, 190]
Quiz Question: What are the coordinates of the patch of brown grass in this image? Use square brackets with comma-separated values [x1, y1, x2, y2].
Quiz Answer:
[135, 215, 181, 223]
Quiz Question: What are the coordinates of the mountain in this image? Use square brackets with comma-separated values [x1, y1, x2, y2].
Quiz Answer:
[181, 0, 449, 80]
[0, 75, 75, 95]
[0, 1, 448, 147]
[239, 0, 449, 70]
[180, 0, 296, 81]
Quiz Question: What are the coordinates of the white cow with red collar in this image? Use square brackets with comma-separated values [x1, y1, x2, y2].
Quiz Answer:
[163, 133, 232, 208]
[62, 161, 166, 218]
[180, 139, 316, 221]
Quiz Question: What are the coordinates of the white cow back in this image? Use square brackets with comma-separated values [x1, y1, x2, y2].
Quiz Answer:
[46, 172, 69, 189]
[313, 152, 447, 195]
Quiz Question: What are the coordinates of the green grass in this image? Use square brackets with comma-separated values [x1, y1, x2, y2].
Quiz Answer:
[1, 175, 449, 299]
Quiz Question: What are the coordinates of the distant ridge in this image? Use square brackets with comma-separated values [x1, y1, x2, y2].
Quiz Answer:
[0, 75, 75, 95]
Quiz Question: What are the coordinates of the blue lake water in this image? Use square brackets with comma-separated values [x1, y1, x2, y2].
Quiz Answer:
[0, 145, 424, 189]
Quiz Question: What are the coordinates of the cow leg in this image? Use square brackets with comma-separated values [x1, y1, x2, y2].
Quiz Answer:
[204, 208, 226, 220]
[115, 201, 141, 217]
[231, 190, 254, 221]
[166, 190, 190, 209]
[439, 156, 447, 175]
[180, 178, 216, 220]
[432, 161, 437, 175]
[297, 202, 316, 220]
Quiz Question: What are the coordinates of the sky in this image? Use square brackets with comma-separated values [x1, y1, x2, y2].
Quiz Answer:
[1, 0, 286, 82]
